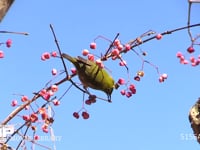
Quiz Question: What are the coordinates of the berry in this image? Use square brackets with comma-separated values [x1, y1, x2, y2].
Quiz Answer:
[22, 115, 30, 121]
[30, 113, 38, 123]
[51, 68, 57, 76]
[41, 52, 51, 60]
[6, 39, 12, 48]
[82, 49, 89, 56]
[90, 42, 96, 49]
[125, 44, 131, 51]
[114, 39, 120, 46]
[137, 71, 144, 77]
[73, 112, 79, 119]
[134, 76, 140, 81]
[11, 100, 18, 107]
[120, 90, 126, 95]
[51, 85, 58, 92]
[125, 91, 132, 98]
[187, 46, 195, 53]
[119, 60, 127, 66]
[156, 34, 162, 40]
[41, 113, 48, 120]
[51, 51, 57, 57]
[85, 99, 92, 105]
[21, 95, 28, 102]
[71, 68, 77, 75]
[0, 51, 4, 58]
[129, 84, 136, 94]
[159, 76, 164, 83]
[111, 49, 120, 56]
[88, 54, 95, 61]
[82, 111, 90, 119]
[53, 99, 60, 106]
[118, 78, 125, 85]
[176, 52, 182, 58]
[161, 73, 168, 79]
[117, 44, 123, 51]
[96, 59, 104, 68]
[34, 135, 39, 140]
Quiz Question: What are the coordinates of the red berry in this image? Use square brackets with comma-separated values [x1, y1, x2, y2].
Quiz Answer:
[129, 84, 136, 94]
[114, 39, 120, 46]
[161, 73, 168, 79]
[0, 51, 4, 58]
[6, 39, 12, 48]
[51, 85, 58, 92]
[111, 49, 120, 56]
[73, 112, 79, 119]
[176, 52, 182, 58]
[21, 95, 28, 102]
[53, 99, 60, 106]
[34, 135, 39, 140]
[117, 44, 123, 51]
[88, 54, 95, 61]
[119, 60, 127, 66]
[82, 111, 89, 119]
[90, 42, 96, 49]
[118, 78, 125, 85]
[82, 49, 89, 56]
[85, 99, 92, 105]
[30, 113, 38, 123]
[51, 51, 57, 57]
[41, 113, 48, 120]
[125, 91, 132, 98]
[11, 100, 18, 107]
[125, 44, 131, 51]
[156, 34, 162, 40]
[187, 46, 195, 53]
[71, 68, 77, 74]
[22, 115, 30, 121]
[120, 90, 126, 95]
[159, 76, 164, 83]
[134, 76, 140, 81]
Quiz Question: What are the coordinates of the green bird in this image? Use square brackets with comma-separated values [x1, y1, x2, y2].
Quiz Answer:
[62, 53, 115, 101]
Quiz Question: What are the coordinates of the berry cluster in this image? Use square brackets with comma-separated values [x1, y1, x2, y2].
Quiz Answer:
[0, 39, 12, 58]
[176, 46, 200, 66]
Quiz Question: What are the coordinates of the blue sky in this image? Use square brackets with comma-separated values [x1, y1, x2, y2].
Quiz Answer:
[0, 0, 200, 149]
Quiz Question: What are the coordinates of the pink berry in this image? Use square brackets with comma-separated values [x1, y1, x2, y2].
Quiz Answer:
[114, 39, 120, 46]
[82, 49, 89, 56]
[118, 78, 125, 85]
[117, 44, 123, 51]
[176, 52, 182, 58]
[112, 49, 120, 56]
[42, 127, 48, 133]
[22, 115, 30, 121]
[11, 100, 18, 107]
[6, 39, 12, 48]
[129, 84, 136, 94]
[88, 54, 95, 61]
[162, 73, 168, 79]
[82, 111, 89, 119]
[159, 76, 164, 83]
[125, 91, 132, 98]
[187, 46, 195, 53]
[156, 34, 162, 40]
[71, 68, 77, 74]
[125, 44, 131, 51]
[51, 85, 58, 92]
[0, 51, 4, 58]
[190, 56, 195, 63]
[90, 42, 96, 49]
[96, 59, 104, 68]
[120, 90, 126, 95]
[30, 113, 38, 123]
[51, 51, 57, 57]
[41, 52, 51, 60]
[73, 112, 79, 119]
[119, 60, 127, 66]
[21, 95, 28, 102]
[51, 68, 57, 75]
[53, 99, 60, 106]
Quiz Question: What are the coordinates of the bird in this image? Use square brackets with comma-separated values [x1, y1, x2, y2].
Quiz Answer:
[62, 53, 115, 101]
[189, 97, 200, 144]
